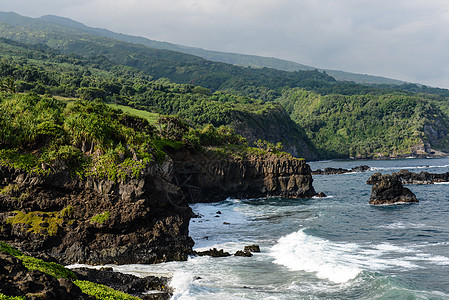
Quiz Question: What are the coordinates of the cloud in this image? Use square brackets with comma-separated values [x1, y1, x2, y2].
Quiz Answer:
[2, 0, 449, 87]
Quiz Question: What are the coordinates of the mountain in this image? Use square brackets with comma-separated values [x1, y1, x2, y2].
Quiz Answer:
[0, 11, 335, 96]
[1, 11, 449, 160]
[10, 12, 404, 86]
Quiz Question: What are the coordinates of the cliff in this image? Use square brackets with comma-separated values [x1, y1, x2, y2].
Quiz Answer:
[0, 149, 317, 265]
[171, 149, 317, 203]
[0, 161, 194, 265]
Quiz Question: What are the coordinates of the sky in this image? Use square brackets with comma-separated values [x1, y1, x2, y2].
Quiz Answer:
[3, 0, 449, 88]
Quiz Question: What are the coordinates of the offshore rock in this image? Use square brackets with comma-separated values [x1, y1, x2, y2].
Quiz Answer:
[0, 161, 194, 265]
[234, 250, 252, 257]
[244, 245, 260, 253]
[395, 169, 449, 184]
[312, 165, 370, 175]
[195, 248, 231, 257]
[367, 173, 419, 205]
[171, 150, 317, 203]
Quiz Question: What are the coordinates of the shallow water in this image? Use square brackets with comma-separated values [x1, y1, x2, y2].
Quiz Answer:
[72, 157, 449, 299]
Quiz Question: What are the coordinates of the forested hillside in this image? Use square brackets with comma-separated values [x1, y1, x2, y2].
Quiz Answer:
[0, 37, 318, 159]
[279, 89, 449, 158]
[1, 11, 449, 160]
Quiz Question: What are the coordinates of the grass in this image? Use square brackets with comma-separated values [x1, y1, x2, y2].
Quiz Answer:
[0, 241, 76, 279]
[107, 103, 159, 124]
[52, 96, 159, 124]
[74, 281, 140, 300]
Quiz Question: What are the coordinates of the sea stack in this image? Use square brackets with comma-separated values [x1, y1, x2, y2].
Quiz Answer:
[367, 173, 419, 205]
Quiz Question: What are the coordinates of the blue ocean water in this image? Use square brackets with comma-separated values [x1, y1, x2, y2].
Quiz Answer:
[79, 157, 449, 299]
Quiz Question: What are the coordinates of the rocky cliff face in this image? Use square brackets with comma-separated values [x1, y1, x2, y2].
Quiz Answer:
[0, 161, 194, 265]
[0, 150, 317, 265]
[171, 150, 317, 203]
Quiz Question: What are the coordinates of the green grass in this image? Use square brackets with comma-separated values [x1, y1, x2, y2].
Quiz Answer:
[20, 255, 77, 279]
[107, 103, 159, 124]
[0, 241, 76, 279]
[74, 280, 140, 300]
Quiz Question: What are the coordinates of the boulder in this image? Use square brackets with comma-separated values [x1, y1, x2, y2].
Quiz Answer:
[367, 173, 419, 205]
[234, 250, 252, 257]
[243, 245, 261, 253]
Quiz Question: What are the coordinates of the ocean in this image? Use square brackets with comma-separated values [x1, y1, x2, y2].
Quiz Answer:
[75, 157, 449, 299]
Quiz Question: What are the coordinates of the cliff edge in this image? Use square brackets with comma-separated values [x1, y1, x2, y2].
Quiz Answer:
[171, 149, 317, 203]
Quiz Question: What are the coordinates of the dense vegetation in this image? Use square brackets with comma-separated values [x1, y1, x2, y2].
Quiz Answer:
[0, 11, 449, 159]
[0, 91, 296, 180]
[0, 37, 316, 158]
[280, 89, 449, 158]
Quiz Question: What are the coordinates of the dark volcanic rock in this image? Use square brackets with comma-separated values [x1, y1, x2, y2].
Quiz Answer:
[0, 252, 93, 299]
[243, 245, 261, 253]
[72, 267, 171, 299]
[0, 148, 319, 266]
[171, 150, 317, 202]
[0, 160, 194, 265]
[312, 165, 370, 175]
[395, 169, 449, 184]
[367, 173, 419, 205]
[234, 250, 252, 257]
[195, 248, 231, 257]
[315, 192, 327, 198]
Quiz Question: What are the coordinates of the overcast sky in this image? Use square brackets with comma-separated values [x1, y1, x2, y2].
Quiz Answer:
[3, 0, 449, 88]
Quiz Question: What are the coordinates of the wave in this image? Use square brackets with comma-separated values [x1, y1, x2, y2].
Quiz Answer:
[270, 229, 362, 283]
[169, 271, 196, 300]
[376, 221, 430, 229]
[371, 164, 449, 172]
[270, 229, 449, 284]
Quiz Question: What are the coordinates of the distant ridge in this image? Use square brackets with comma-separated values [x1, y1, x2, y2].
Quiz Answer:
[38, 14, 405, 85]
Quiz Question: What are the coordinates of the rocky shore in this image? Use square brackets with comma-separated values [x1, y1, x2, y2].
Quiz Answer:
[0, 147, 319, 297]
[394, 169, 449, 184]
[0, 149, 317, 266]
[0, 161, 194, 266]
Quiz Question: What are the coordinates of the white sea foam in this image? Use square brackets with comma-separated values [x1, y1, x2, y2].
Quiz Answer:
[376, 221, 429, 230]
[270, 229, 449, 284]
[370, 164, 449, 171]
[270, 229, 362, 283]
[170, 271, 196, 300]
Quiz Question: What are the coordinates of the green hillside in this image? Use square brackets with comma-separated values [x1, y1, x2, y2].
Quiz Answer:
[279, 89, 449, 158]
[0, 37, 318, 159]
[1, 11, 449, 160]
